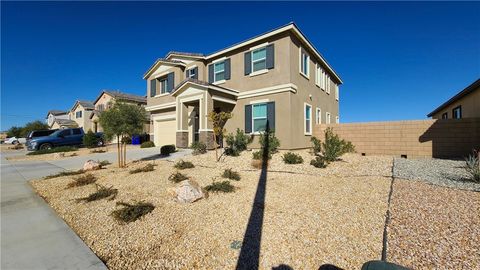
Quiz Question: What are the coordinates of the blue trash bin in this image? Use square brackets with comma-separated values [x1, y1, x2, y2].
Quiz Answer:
[131, 135, 141, 145]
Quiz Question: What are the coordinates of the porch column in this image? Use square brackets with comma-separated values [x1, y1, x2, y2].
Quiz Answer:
[176, 102, 189, 148]
[199, 91, 215, 149]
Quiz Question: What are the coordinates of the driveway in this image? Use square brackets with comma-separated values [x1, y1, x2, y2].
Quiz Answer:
[1, 147, 191, 269]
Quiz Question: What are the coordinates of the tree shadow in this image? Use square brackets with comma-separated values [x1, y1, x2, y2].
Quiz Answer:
[236, 125, 270, 270]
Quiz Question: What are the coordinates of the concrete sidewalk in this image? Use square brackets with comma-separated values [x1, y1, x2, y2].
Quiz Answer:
[1, 147, 191, 269]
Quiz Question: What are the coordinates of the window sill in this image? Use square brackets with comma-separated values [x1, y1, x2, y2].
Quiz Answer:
[213, 80, 226, 85]
[315, 83, 321, 88]
[300, 71, 309, 80]
[249, 69, 269, 77]
[326, 91, 330, 95]
[304, 132, 312, 136]
[154, 93, 169, 98]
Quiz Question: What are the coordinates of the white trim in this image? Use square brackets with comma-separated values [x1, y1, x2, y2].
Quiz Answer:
[152, 114, 176, 121]
[198, 129, 214, 132]
[249, 99, 270, 104]
[326, 112, 331, 124]
[335, 84, 339, 101]
[249, 42, 269, 51]
[178, 94, 203, 103]
[187, 64, 198, 69]
[212, 95, 237, 105]
[212, 56, 227, 64]
[299, 47, 310, 79]
[176, 129, 189, 132]
[154, 93, 169, 98]
[145, 102, 176, 111]
[315, 107, 322, 124]
[249, 69, 268, 77]
[304, 102, 312, 136]
[238, 83, 297, 99]
[212, 79, 226, 85]
[335, 116, 339, 124]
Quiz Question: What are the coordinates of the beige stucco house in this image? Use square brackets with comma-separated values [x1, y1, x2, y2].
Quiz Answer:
[90, 90, 148, 133]
[428, 78, 480, 119]
[46, 110, 71, 129]
[69, 100, 95, 131]
[144, 22, 342, 149]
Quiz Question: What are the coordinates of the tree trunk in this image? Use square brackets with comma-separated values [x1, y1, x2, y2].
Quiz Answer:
[123, 141, 127, 167]
[117, 137, 121, 167]
[213, 133, 218, 161]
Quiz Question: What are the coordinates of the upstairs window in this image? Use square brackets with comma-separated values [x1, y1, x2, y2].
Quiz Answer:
[325, 74, 331, 94]
[326, 112, 331, 124]
[316, 108, 321, 124]
[252, 103, 268, 132]
[335, 84, 339, 100]
[160, 77, 168, 94]
[300, 49, 309, 78]
[97, 104, 105, 112]
[214, 61, 225, 82]
[187, 68, 197, 79]
[452, 106, 462, 119]
[442, 112, 448, 119]
[304, 103, 312, 135]
[252, 47, 267, 72]
[315, 65, 323, 87]
[75, 111, 82, 118]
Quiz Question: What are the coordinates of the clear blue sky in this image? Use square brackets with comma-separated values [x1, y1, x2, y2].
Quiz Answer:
[2, 1, 479, 131]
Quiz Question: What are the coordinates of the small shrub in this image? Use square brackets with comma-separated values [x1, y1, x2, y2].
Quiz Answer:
[98, 160, 111, 167]
[160, 144, 176, 156]
[174, 159, 195, 170]
[319, 128, 355, 162]
[282, 152, 304, 164]
[44, 169, 84, 179]
[76, 184, 118, 203]
[129, 163, 155, 174]
[27, 146, 77, 155]
[311, 137, 322, 155]
[205, 181, 235, 193]
[222, 168, 241, 181]
[251, 159, 264, 169]
[140, 141, 155, 148]
[259, 131, 280, 154]
[190, 141, 207, 155]
[465, 151, 480, 182]
[111, 201, 155, 223]
[225, 129, 253, 156]
[310, 156, 328, 168]
[252, 150, 271, 160]
[67, 173, 97, 188]
[83, 130, 99, 148]
[90, 149, 106, 153]
[168, 172, 189, 183]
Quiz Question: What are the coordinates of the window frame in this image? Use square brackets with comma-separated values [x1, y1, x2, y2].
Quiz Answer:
[335, 116, 339, 124]
[452, 106, 462, 119]
[315, 107, 322, 124]
[75, 111, 82, 119]
[325, 74, 331, 94]
[213, 61, 226, 83]
[251, 102, 268, 133]
[251, 47, 267, 73]
[304, 103, 312, 135]
[159, 77, 168, 94]
[441, 112, 448, 119]
[326, 112, 331, 124]
[187, 67, 196, 79]
[335, 84, 339, 100]
[315, 64, 322, 87]
[299, 48, 310, 79]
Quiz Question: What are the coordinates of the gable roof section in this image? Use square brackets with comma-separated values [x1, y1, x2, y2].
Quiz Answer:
[427, 78, 480, 117]
[70, 100, 95, 112]
[144, 22, 343, 84]
[143, 58, 187, 79]
[93, 90, 146, 105]
[46, 110, 68, 118]
[53, 119, 78, 127]
[170, 78, 239, 97]
[165, 51, 204, 59]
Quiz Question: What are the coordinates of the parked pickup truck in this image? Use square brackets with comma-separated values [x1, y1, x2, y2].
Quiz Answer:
[26, 128, 104, 151]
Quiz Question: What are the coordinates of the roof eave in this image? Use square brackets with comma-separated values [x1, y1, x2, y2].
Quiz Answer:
[427, 78, 480, 117]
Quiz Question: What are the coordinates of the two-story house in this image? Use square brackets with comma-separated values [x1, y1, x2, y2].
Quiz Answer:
[45, 110, 77, 129]
[90, 90, 148, 133]
[69, 100, 95, 131]
[144, 22, 342, 149]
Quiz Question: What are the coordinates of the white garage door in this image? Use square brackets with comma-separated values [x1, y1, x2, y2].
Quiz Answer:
[154, 119, 176, 147]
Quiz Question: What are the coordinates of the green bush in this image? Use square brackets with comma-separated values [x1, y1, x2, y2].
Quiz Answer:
[259, 131, 280, 154]
[83, 130, 99, 148]
[160, 144, 176, 156]
[252, 150, 272, 160]
[190, 141, 207, 155]
[174, 159, 195, 170]
[465, 151, 480, 182]
[67, 173, 97, 188]
[225, 128, 253, 156]
[168, 172, 189, 183]
[311, 137, 322, 156]
[98, 160, 111, 167]
[205, 181, 235, 193]
[129, 163, 155, 174]
[310, 156, 327, 168]
[140, 141, 155, 148]
[76, 184, 118, 203]
[27, 146, 77, 155]
[282, 152, 304, 164]
[90, 149, 106, 153]
[44, 169, 85, 179]
[111, 201, 155, 223]
[321, 128, 355, 162]
[222, 168, 241, 181]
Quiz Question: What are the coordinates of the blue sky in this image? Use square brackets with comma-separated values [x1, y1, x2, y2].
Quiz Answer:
[2, 1, 479, 131]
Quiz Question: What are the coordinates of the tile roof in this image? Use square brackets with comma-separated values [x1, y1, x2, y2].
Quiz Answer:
[54, 119, 78, 127]
[103, 90, 146, 103]
[77, 100, 95, 109]
[46, 110, 68, 117]
[165, 51, 205, 58]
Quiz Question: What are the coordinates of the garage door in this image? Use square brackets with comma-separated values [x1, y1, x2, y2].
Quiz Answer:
[154, 119, 176, 147]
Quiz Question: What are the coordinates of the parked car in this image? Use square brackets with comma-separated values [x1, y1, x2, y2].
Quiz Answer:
[26, 128, 104, 151]
[4, 137, 21, 145]
[26, 129, 57, 141]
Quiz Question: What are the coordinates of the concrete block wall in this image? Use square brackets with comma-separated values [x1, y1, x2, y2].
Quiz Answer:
[313, 118, 480, 159]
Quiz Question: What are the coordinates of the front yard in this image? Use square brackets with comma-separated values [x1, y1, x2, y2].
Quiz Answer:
[30, 150, 480, 269]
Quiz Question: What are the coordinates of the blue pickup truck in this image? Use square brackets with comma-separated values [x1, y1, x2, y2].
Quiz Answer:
[26, 128, 104, 151]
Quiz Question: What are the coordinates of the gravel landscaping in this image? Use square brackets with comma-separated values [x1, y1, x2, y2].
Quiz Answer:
[30, 151, 392, 269]
[393, 157, 480, 191]
[387, 179, 480, 269]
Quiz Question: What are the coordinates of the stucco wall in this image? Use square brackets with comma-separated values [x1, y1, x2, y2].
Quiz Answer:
[313, 118, 480, 158]
[431, 87, 480, 119]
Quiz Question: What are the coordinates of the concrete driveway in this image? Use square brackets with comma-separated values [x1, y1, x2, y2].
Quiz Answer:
[1, 147, 191, 269]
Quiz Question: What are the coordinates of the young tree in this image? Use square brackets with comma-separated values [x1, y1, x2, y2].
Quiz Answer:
[99, 102, 147, 167]
[208, 111, 232, 161]
[6, 126, 23, 138]
[21, 120, 50, 137]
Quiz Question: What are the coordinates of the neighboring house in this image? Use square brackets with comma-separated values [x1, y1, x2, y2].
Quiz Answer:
[69, 100, 95, 131]
[90, 90, 148, 133]
[51, 119, 78, 129]
[428, 78, 480, 119]
[46, 110, 69, 128]
[144, 22, 342, 149]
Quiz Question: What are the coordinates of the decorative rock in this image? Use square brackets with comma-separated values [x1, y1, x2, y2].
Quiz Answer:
[172, 179, 204, 203]
[53, 152, 65, 159]
[83, 159, 101, 171]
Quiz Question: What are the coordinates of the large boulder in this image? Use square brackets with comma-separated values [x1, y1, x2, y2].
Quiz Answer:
[83, 160, 101, 171]
[170, 179, 205, 203]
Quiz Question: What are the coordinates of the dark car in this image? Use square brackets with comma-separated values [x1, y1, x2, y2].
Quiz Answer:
[26, 128, 104, 151]
[26, 129, 57, 141]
